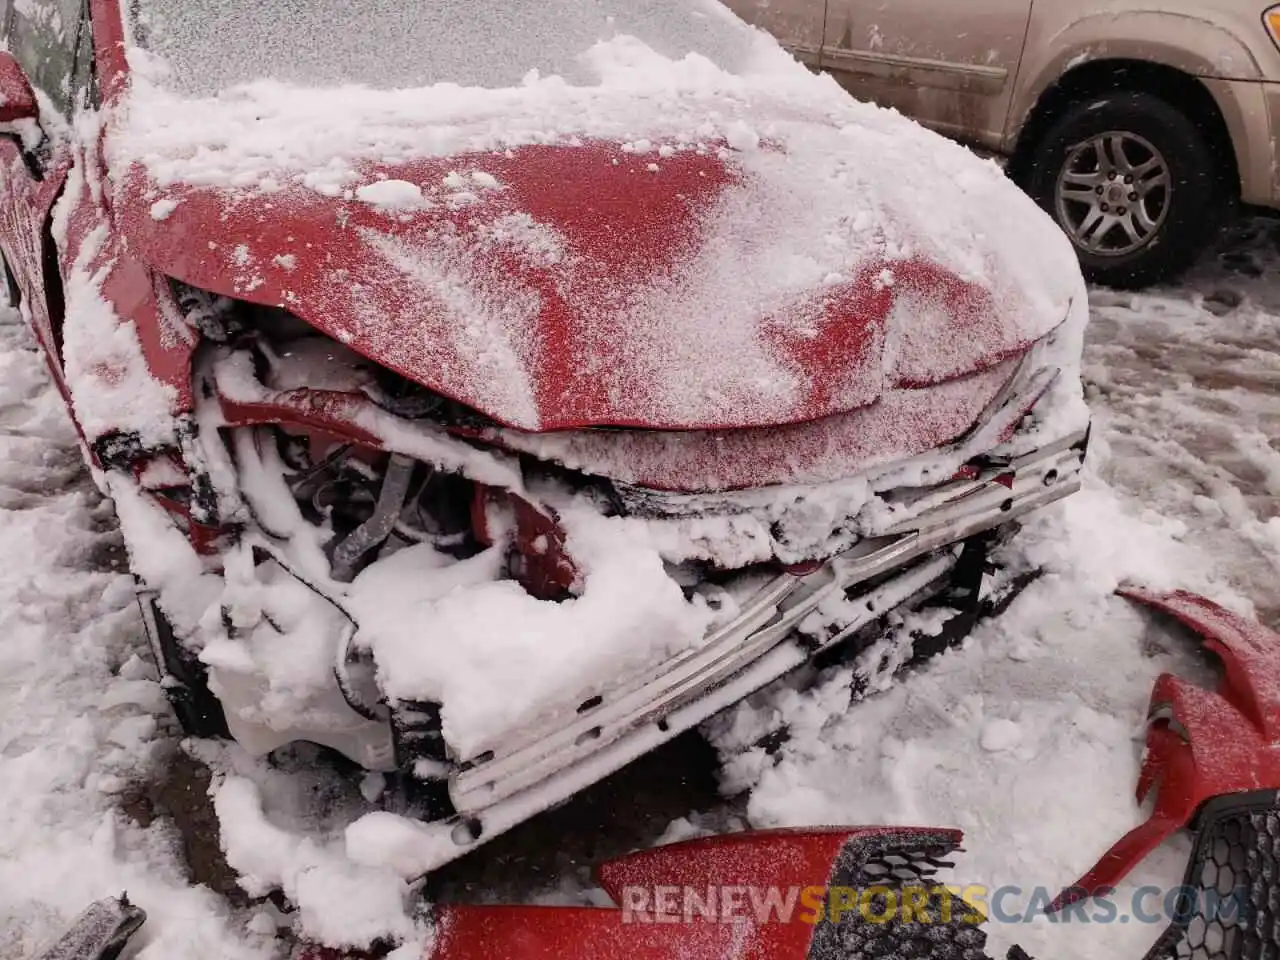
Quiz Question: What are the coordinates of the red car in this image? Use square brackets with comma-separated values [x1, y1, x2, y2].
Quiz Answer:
[0, 0, 1089, 870]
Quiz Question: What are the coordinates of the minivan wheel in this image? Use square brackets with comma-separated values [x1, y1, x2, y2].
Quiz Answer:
[1024, 91, 1223, 289]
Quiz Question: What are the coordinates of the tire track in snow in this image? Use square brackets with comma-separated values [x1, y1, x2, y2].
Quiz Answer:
[1085, 221, 1280, 619]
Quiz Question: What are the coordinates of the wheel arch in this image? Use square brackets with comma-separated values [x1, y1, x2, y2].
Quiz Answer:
[1005, 57, 1240, 205]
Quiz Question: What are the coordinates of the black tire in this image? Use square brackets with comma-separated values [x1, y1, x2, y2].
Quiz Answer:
[1023, 91, 1226, 289]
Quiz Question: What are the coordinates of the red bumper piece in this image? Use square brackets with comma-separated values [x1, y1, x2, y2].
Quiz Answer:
[1049, 586, 1280, 912]
[299, 826, 971, 960]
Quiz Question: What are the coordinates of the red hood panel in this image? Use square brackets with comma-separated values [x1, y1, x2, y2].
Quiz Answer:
[116, 138, 1069, 433]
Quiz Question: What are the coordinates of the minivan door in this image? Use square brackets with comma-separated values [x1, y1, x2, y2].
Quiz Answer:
[821, 0, 1034, 150]
[721, 0, 828, 72]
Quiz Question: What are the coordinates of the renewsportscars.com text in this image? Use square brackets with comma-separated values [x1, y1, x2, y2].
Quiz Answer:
[619, 884, 1247, 926]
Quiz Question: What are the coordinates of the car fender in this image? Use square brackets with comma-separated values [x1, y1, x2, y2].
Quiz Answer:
[53, 125, 197, 458]
[1006, 10, 1264, 151]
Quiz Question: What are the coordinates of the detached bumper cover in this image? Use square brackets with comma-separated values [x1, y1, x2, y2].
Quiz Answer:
[1051, 588, 1280, 955]
[301, 826, 1019, 960]
[1053, 588, 1280, 912]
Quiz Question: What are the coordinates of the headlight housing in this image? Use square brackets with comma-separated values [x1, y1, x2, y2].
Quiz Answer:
[1264, 4, 1280, 51]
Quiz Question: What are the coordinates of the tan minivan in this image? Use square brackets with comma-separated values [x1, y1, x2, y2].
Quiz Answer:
[726, 0, 1280, 288]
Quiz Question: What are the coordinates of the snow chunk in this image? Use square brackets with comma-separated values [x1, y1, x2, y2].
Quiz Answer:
[350, 522, 716, 758]
[355, 179, 427, 211]
[345, 812, 447, 881]
[724, 120, 759, 152]
[978, 718, 1022, 753]
[149, 196, 180, 220]
[214, 774, 424, 948]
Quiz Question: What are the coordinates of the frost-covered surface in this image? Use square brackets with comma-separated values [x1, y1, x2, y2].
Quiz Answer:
[60, 221, 179, 446]
[56, 125, 184, 448]
[129, 0, 763, 96]
[108, 6, 1082, 434]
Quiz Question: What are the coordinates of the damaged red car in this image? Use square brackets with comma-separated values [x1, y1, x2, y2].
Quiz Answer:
[0, 0, 1090, 871]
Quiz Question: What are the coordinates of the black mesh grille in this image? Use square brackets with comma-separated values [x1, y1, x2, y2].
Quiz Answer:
[808, 831, 993, 960]
[1146, 790, 1280, 960]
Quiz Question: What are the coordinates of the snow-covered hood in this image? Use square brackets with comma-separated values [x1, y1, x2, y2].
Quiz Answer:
[107, 46, 1083, 433]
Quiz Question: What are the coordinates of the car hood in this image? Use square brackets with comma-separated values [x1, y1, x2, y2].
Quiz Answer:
[109, 83, 1082, 433]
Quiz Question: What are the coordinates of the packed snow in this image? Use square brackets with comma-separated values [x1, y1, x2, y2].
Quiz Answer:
[347, 528, 718, 759]
[0, 316, 262, 959]
[355, 180, 428, 212]
[60, 223, 180, 448]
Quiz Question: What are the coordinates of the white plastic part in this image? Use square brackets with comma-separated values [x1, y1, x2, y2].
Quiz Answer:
[208, 665, 397, 771]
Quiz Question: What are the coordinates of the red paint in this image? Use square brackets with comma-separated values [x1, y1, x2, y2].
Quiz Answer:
[508, 496, 579, 600]
[213, 348, 1045, 494]
[782, 560, 825, 576]
[111, 141, 1049, 434]
[469, 486, 495, 548]
[595, 826, 944, 901]
[0, 52, 37, 122]
[483, 358, 1027, 492]
[90, 0, 132, 105]
[114, 146, 747, 433]
[466, 486, 578, 596]
[1051, 587, 1280, 912]
[219, 389, 384, 449]
[0, 131, 73, 391]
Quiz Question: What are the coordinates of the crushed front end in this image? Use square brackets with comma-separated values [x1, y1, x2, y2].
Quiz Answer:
[93, 279, 1090, 871]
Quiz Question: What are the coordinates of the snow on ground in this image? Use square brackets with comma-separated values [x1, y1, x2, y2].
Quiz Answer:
[0, 224, 1275, 958]
[1088, 220, 1280, 619]
[0, 316, 263, 959]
